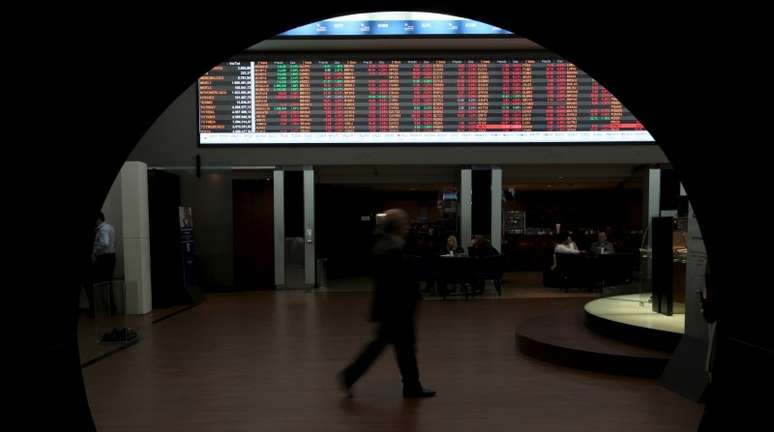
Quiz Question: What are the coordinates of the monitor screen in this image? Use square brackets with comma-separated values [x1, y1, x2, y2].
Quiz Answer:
[442, 191, 459, 201]
[198, 56, 652, 145]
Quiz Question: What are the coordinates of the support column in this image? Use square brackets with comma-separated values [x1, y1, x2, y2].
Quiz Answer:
[685, 201, 708, 340]
[273, 169, 285, 289]
[659, 202, 710, 402]
[643, 168, 661, 282]
[303, 167, 315, 289]
[491, 167, 503, 253]
[121, 161, 152, 315]
[460, 168, 473, 250]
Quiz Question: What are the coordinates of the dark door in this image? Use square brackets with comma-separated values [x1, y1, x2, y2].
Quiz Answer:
[233, 179, 274, 290]
[316, 184, 375, 279]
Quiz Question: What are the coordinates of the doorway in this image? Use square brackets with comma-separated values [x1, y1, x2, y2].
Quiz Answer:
[233, 178, 275, 290]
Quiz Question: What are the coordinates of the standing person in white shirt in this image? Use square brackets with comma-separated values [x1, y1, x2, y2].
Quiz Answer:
[89, 211, 117, 315]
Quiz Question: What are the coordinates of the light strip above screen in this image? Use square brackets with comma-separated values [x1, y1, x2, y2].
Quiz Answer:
[198, 57, 653, 146]
[277, 12, 514, 37]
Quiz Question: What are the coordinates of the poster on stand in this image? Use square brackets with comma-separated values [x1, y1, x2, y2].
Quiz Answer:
[179, 207, 202, 303]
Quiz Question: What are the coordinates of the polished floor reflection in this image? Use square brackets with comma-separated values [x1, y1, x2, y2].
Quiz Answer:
[83, 291, 701, 431]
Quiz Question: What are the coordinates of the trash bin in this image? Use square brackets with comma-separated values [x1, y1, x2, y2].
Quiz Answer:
[316, 258, 328, 289]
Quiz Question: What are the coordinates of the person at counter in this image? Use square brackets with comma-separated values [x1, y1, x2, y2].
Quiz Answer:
[552, 232, 582, 271]
[554, 232, 581, 255]
[590, 231, 615, 255]
[443, 235, 464, 256]
[470, 235, 500, 257]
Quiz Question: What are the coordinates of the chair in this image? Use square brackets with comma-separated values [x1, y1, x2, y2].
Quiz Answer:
[555, 253, 592, 292]
[412, 255, 438, 295]
[473, 254, 505, 296]
[594, 253, 635, 291]
[436, 256, 475, 299]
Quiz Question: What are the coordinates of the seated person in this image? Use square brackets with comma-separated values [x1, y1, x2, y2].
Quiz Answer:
[552, 232, 581, 270]
[470, 235, 500, 258]
[443, 235, 464, 256]
[590, 231, 615, 255]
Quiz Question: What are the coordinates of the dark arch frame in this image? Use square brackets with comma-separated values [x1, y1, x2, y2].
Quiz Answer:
[32, 3, 766, 429]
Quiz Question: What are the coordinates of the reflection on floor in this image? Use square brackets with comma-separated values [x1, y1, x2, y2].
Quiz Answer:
[83, 292, 701, 431]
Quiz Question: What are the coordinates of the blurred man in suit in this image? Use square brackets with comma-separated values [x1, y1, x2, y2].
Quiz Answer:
[339, 209, 436, 399]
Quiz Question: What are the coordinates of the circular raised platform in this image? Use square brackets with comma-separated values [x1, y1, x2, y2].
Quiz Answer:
[516, 310, 672, 378]
[584, 294, 683, 352]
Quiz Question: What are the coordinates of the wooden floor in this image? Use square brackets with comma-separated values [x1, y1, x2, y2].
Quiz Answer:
[82, 292, 702, 431]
